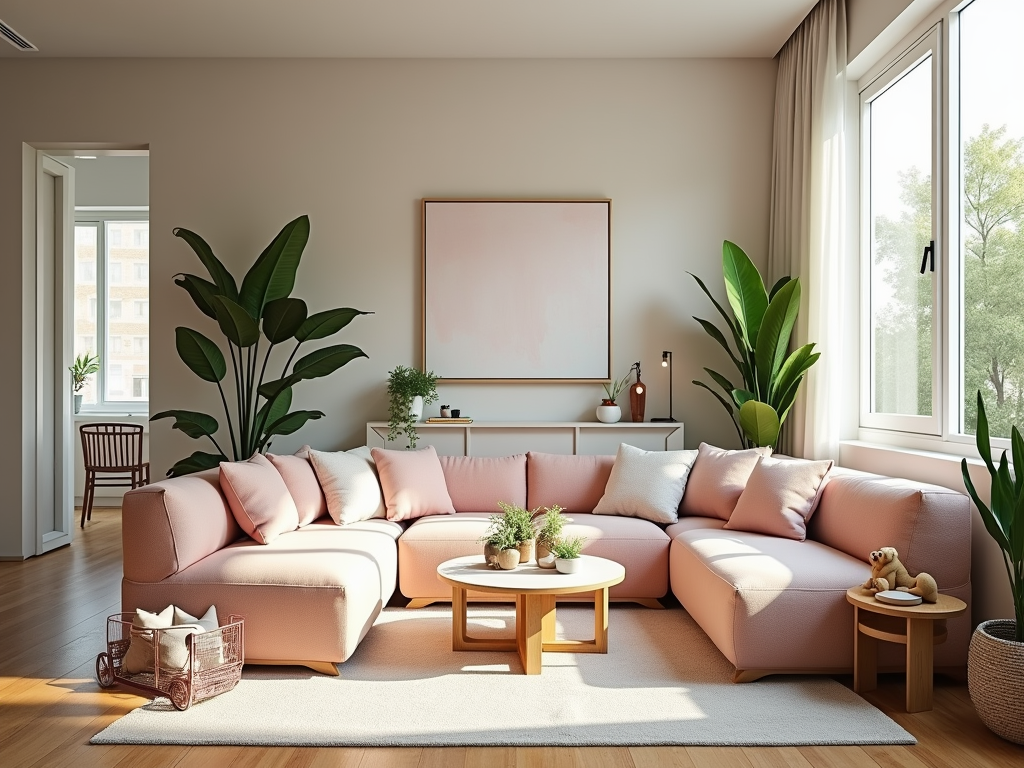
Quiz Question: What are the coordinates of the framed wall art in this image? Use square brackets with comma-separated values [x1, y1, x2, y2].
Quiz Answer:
[422, 199, 611, 382]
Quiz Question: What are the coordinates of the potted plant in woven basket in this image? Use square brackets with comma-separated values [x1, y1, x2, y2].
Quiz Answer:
[534, 505, 567, 569]
[484, 502, 535, 566]
[961, 392, 1024, 744]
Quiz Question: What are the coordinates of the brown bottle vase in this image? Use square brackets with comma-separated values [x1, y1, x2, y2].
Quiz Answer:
[630, 379, 646, 422]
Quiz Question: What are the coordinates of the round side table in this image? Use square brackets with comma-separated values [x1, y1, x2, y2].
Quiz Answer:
[846, 586, 967, 712]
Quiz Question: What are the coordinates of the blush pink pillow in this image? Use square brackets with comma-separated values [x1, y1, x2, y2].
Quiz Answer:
[724, 455, 834, 541]
[526, 452, 615, 512]
[267, 445, 327, 527]
[439, 454, 526, 512]
[680, 443, 771, 520]
[219, 453, 300, 544]
[370, 446, 456, 522]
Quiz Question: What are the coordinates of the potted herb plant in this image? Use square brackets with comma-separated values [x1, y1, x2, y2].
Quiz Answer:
[534, 505, 567, 568]
[484, 502, 535, 566]
[552, 535, 587, 574]
[69, 353, 100, 414]
[961, 392, 1024, 744]
[481, 511, 522, 570]
[387, 365, 439, 448]
[597, 370, 632, 423]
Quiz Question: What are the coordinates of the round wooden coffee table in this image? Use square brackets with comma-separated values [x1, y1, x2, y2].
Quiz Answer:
[437, 555, 625, 675]
[846, 586, 967, 712]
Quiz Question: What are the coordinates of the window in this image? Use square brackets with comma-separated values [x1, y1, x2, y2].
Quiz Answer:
[73, 210, 150, 410]
[859, 0, 1024, 450]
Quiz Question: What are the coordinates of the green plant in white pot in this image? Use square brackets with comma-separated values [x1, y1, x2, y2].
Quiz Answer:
[551, 535, 587, 574]
[961, 392, 1024, 744]
[386, 365, 439, 448]
[534, 505, 567, 569]
[691, 240, 820, 449]
[69, 352, 100, 414]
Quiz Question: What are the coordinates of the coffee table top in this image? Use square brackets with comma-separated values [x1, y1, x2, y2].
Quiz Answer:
[437, 555, 625, 595]
[846, 586, 967, 619]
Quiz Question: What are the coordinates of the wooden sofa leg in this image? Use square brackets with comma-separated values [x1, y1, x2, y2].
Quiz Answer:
[245, 659, 339, 676]
[733, 669, 769, 683]
[406, 598, 438, 609]
[630, 598, 665, 609]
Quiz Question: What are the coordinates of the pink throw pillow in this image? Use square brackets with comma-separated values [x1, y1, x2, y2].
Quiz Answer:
[724, 456, 834, 541]
[439, 454, 526, 513]
[370, 446, 456, 522]
[680, 443, 771, 520]
[267, 446, 328, 527]
[219, 453, 300, 544]
[526, 452, 615, 512]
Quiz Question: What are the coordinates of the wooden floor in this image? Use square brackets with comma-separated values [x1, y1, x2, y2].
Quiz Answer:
[1, 509, 1021, 768]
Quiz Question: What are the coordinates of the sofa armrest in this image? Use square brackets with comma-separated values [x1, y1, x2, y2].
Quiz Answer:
[122, 469, 241, 583]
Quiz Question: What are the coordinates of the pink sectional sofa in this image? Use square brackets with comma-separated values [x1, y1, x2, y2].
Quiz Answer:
[121, 450, 972, 681]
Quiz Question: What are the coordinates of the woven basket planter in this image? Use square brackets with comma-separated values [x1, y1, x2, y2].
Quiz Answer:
[968, 619, 1024, 744]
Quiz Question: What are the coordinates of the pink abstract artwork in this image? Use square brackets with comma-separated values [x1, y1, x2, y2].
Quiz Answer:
[424, 200, 610, 380]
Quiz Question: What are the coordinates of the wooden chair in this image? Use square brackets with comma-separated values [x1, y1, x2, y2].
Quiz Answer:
[80, 423, 150, 528]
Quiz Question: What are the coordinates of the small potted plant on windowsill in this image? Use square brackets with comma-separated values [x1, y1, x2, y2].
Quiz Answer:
[597, 370, 632, 424]
[70, 353, 100, 414]
[552, 535, 587, 574]
[387, 365, 439, 449]
[534, 505, 567, 568]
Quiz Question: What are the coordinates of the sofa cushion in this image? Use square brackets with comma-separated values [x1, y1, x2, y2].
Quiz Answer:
[309, 447, 387, 525]
[219, 453, 299, 544]
[526, 452, 614, 512]
[439, 454, 526, 513]
[725, 456, 833, 540]
[680, 443, 769, 520]
[268, 446, 328, 526]
[665, 516, 726, 539]
[593, 444, 697, 524]
[371, 446, 456, 522]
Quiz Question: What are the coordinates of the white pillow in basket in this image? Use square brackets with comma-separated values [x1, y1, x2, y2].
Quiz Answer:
[593, 443, 699, 524]
[123, 605, 174, 674]
[171, 605, 222, 670]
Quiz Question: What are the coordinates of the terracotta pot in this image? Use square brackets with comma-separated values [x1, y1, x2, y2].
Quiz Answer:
[517, 539, 535, 565]
[555, 557, 582, 574]
[483, 542, 500, 567]
[536, 541, 556, 569]
[496, 548, 521, 570]
[969, 619, 1024, 744]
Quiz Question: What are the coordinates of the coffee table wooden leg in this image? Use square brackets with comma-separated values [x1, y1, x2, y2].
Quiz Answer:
[518, 594, 545, 675]
[853, 606, 877, 693]
[594, 588, 609, 653]
[541, 594, 557, 643]
[452, 586, 469, 651]
[906, 617, 934, 712]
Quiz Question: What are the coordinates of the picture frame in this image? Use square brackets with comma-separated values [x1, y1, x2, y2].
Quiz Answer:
[422, 199, 611, 382]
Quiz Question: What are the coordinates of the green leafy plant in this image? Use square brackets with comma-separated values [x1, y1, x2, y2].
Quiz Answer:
[493, 501, 535, 544]
[69, 353, 100, 393]
[551, 535, 587, 560]
[534, 505, 566, 546]
[386, 365, 439, 448]
[481, 508, 524, 551]
[601, 370, 632, 404]
[691, 240, 820, 448]
[152, 215, 371, 476]
[961, 392, 1024, 642]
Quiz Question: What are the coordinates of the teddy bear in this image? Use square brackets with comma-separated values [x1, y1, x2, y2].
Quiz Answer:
[861, 546, 938, 603]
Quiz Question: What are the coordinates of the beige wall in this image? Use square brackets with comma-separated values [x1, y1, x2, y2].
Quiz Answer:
[847, 0, 915, 61]
[0, 57, 777, 557]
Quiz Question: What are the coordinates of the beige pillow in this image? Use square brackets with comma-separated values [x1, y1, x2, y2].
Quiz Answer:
[724, 456, 834, 541]
[122, 605, 174, 674]
[309, 447, 387, 524]
[370, 446, 456, 522]
[593, 443, 698, 524]
[173, 605, 222, 670]
[680, 442, 771, 521]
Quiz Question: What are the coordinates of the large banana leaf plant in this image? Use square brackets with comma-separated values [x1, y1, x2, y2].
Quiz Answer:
[152, 214, 371, 477]
[691, 240, 819, 449]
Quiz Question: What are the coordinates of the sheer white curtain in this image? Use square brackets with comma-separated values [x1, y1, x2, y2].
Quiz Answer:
[768, 0, 847, 460]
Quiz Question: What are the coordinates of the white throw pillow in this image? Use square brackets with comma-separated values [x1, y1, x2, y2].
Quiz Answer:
[592, 443, 699, 524]
[172, 605, 222, 670]
[123, 605, 174, 674]
[308, 447, 386, 525]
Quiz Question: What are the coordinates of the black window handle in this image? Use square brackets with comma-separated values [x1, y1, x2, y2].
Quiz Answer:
[920, 240, 935, 274]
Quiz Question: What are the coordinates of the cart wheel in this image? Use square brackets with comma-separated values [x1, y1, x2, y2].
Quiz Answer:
[96, 653, 115, 688]
[168, 679, 191, 711]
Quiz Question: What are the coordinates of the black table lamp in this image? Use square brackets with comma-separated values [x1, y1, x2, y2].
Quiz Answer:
[651, 351, 677, 423]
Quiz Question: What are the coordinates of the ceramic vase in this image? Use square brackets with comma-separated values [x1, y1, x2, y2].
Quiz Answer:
[555, 557, 582, 574]
[496, 548, 521, 570]
[74, 394, 82, 415]
[596, 403, 621, 423]
[536, 542, 556, 569]
[409, 395, 424, 421]
[517, 538, 535, 565]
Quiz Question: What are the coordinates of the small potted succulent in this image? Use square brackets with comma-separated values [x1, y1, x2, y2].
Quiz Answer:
[552, 535, 587, 574]
[386, 365, 439, 448]
[597, 369, 632, 424]
[534, 505, 567, 569]
[69, 352, 100, 414]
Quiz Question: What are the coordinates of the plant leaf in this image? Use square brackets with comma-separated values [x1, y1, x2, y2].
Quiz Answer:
[174, 274, 220, 319]
[239, 214, 309, 319]
[703, 368, 736, 397]
[722, 240, 769, 349]
[771, 344, 819, 406]
[693, 318, 744, 371]
[292, 344, 368, 379]
[150, 409, 219, 440]
[975, 392, 995, 473]
[256, 386, 292, 434]
[175, 327, 227, 382]
[1012, 425, 1024, 498]
[212, 296, 260, 348]
[691, 272, 749, 356]
[172, 228, 238, 302]
[693, 380, 737, 418]
[739, 400, 781, 448]
[962, 458, 1009, 551]
[768, 276, 791, 301]
[166, 450, 227, 477]
[262, 298, 308, 344]
[754, 278, 801, 399]
[732, 388, 756, 407]
[263, 410, 325, 438]
[295, 308, 372, 342]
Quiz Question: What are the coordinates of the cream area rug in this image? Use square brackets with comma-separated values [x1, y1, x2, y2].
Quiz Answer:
[91, 605, 914, 747]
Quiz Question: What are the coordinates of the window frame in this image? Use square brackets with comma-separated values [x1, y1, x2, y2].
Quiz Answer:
[73, 207, 150, 414]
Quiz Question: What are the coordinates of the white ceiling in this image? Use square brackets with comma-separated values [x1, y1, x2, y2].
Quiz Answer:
[0, 1, 816, 59]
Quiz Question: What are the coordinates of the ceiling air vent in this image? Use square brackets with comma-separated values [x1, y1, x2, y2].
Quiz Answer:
[0, 19, 38, 52]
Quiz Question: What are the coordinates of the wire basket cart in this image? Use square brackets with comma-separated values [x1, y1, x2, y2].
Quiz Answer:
[96, 613, 244, 710]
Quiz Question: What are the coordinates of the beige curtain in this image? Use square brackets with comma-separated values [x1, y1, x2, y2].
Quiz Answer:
[768, 0, 847, 460]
